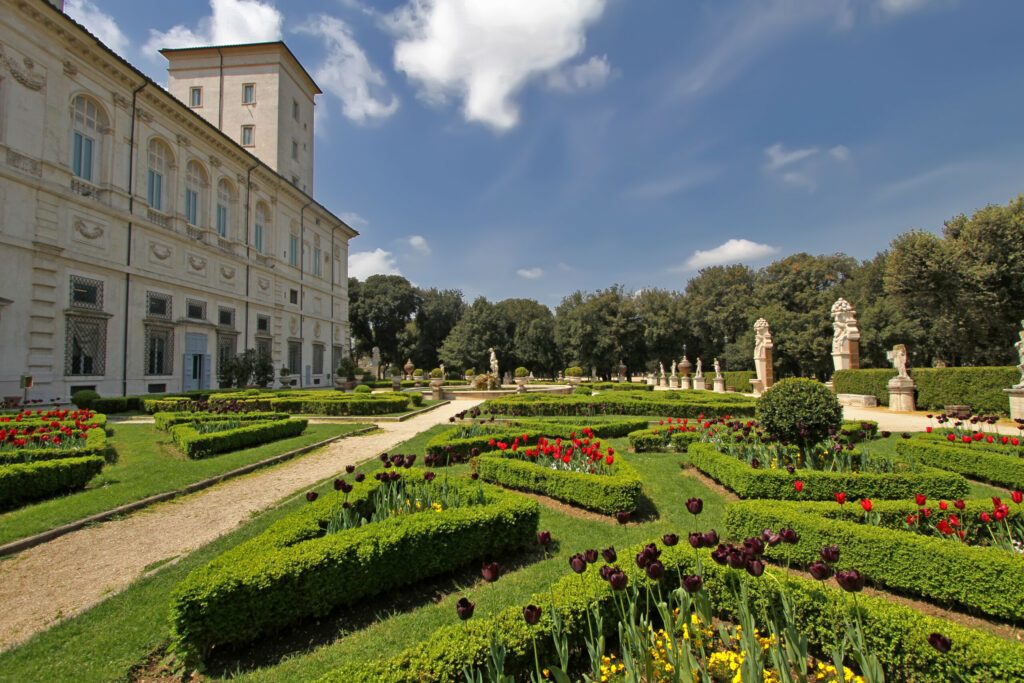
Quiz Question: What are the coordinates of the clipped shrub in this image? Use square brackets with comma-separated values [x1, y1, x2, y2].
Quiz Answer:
[0, 455, 105, 509]
[353, 385, 372, 394]
[833, 366, 1020, 415]
[408, 392, 424, 407]
[91, 396, 142, 414]
[483, 392, 756, 419]
[721, 370, 756, 392]
[475, 452, 642, 515]
[565, 366, 584, 377]
[686, 442, 969, 501]
[627, 426, 701, 453]
[572, 386, 592, 396]
[587, 382, 654, 392]
[756, 378, 842, 447]
[514, 367, 529, 378]
[896, 438, 1024, 490]
[71, 389, 100, 409]
[169, 475, 539, 657]
[169, 419, 308, 459]
[832, 369, 891, 405]
[153, 411, 289, 431]
[430, 368, 443, 378]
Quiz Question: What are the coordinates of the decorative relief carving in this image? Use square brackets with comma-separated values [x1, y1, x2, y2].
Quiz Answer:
[187, 254, 207, 272]
[209, 155, 221, 168]
[289, 316, 299, 335]
[136, 108, 152, 123]
[112, 93, 130, 110]
[0, 44, 46, 90]
[314, 321, 322, 339]
[219, 265, 235, 280]
[150, 242, 172, 261]
[176, 134, 190, 147]
[257, 277, 270, 291]
[73, 218, 104, 239]
[6, 149, 41, 177]
[236, 173, 246, 184]
[62, 60, 77, 76]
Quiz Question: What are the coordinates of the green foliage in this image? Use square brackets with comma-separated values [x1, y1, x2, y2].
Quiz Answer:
[169, 419, 308, 459]
[627, 427, 700, 453]
[554, 286, 645, 379]
[725, 499, 1024, 622]
[335, 356, 357, 378]
[475, 452, 643, 514]
[721, 370, 756, 391]
[408, 392, 424, 407]
[399, 288, 466, 372]
[896, 438, 1024, 490]
[89, 397, 141, 413]
[585, 382, 654, 392]
[0, 456, 105, 509]
[353, 384, 372, 394]
[71, 389, 100, 409]
[565, 366, 584, 377]
[687, 442, 969, 500]
[834, 367, 1020, 414]
[430, 368, 444, 378]
[514, 366, 529, 378]
[832, 369, 891, 405]
[482, 390, 756, 419]
[756, 378, 842, 446]
[169, 474, 540, 657]
[153, 411, 289, 431]
[317, 541, 1024, 683]
[572, 385, 592, 395]
[143, 392, 414, 416]
[348, 275, 421, 367]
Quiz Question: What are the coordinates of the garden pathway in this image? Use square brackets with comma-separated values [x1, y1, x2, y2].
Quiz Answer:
[0, 399, 477, 653]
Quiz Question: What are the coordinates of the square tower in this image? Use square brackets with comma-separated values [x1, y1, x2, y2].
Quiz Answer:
[161, 42, 321, 193]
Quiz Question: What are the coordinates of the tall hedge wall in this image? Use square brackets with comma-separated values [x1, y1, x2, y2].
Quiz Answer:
[833, 367, 1019, 414]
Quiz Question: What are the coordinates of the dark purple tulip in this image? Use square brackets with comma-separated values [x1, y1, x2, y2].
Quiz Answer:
[334, 478, 345, 491]
[354, 472, 365, 483]
[760, 528, 775, 542]
[928, 632, 952, 654]
[345, 464, 356, 474]
[662, 533, 679, 547]
[456, 597, 475, 620]
[780, 528, 799, 544]
[711, 545, 729, 566]
[902, 432, 911, 439]
[835, 569, 865, 593]
[766, 533, 782, 547]
[584, 548, 599, 564]
[305, 491, 318, 502]
[808, 561, 833, 581]
[702, 530, 719, 547]
[523, 604, 542, 626]
[688, 532, 703, 549]
[820, 545, 840, 564]
[470, 447, 481, 457]
[727, 550, 746, 570]
[750, 458, 760, 469]
[602, 546, 617, 563]
[537, 530, 552, 546]
[379, 453, 389, 463]
[746, 559, 765, 577]
[570, 554, 588, 574]
[470, 472, 479, 480]
[744, 537, 764, 556]
[599, 564, 615, 580]
[682, 574, 703, 594]
[405, 454, 417, 467]
[615, 510, 631, 524]
[608, 569, 628, 591]
[685, 497, 704, 515]
[645, 560, 666, 581]
[785, 464, 795, 474]
[481, 561, 501, 583]
[424, 471, 436, 482]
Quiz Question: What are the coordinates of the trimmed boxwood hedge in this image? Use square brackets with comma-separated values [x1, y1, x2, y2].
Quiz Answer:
[582, 382, 655, 392]
[721, 370, 756, 391]
[482, 391, 756, 419]
[895, 438, 1024, 489]
[153, 411, 290, 431]
[474, 451, 643, 514]
[686, 442, 969, 500]
[144, 393, 412, 416]
[725, 499, 1024, 623]
[627, 427, 701, 453]
[169, 474, 539, 657]
[317, 541, 1024, 683]
[169, 419, 308, 459]
[0, 427, 108, 465]
[0, 455, 105, 509]
[833, 367, 1019, 414]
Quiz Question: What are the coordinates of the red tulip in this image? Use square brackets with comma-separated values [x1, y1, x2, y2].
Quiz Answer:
[915, 493, 927, 506]
[859, 499, 872, 512]
[834, 492, 846, 505]
[1012, 490, 1023, 505]
[954, 499, 965, 510]
[794, 480, 804, 493]
[938, 501, 948, 511]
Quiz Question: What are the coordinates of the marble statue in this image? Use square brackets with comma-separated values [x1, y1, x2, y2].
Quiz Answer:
[887, 344, 909, 379]
[713, 357, 722, 379]
[670, 359, 678, 378]
[439, 363, 446, 378]
[831, 298, 861, 371]
[753, 318, 774, 388]
[659, 362, 665, 377]
[370, 346, 381, 378]
[1014, 320, 1024, 388]
[489, 348, 499, 378]
[694, 357, 703, 378]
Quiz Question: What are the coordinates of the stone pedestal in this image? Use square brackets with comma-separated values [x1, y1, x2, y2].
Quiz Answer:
[750, 379, 764, 397]
[646, 374, 657, 386]
[669, 376, 680, 389]
[431, 386, 443, 401]
[680, 376, 693, 390]
[887, 376, 916, 412]
[693, 377, 706, 391]
[515, 383, 528, 394]
[659, 376, 668, 387]
[713, 377, 725, 393]
[838, 393, 878, 408]
[1005, 387, 1024, 421]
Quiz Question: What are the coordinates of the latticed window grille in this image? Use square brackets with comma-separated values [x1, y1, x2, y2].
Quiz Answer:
[287, 341, 301, 374]
[69, 275, 103, 310]
[65, 315, 107, 376]
[144, 326, 173, 376]
[217, 333, 237, 373]
[186, 299, 207, 320]
[312, 344, 324, 374]
[146, 291, 172, 319]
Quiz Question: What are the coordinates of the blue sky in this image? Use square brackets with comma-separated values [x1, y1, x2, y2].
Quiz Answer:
[67, 0, 1024, 306]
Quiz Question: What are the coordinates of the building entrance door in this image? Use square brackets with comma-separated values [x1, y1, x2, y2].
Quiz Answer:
[183, 333, 210, 391]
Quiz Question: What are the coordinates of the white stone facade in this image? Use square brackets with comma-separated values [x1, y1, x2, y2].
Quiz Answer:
[0, 0, 357, 400]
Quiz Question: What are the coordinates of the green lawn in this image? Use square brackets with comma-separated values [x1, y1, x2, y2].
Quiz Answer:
[0, 422, 371, 547]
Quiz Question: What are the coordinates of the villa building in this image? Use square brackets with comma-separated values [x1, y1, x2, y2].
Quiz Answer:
[0, 0, 357, 400]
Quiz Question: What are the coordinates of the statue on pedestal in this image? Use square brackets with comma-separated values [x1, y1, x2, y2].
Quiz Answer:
[670, 360, 678, 378]
[887, 344, 909, 380]
[1015, 320, 1024, 389]
[489, 348, 499, 379]
[694, 357, 703, 378]
[831, 298, 861, 371]
[713, 358, 722, 379]
[753, 318, 774, 388]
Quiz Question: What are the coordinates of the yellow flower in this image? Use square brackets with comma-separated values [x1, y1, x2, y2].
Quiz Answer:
[432, 502, 443, 512]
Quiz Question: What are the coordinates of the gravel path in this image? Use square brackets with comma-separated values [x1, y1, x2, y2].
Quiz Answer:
[0, 400, 476, 653]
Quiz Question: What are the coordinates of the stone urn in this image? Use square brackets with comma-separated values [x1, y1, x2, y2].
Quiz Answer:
[403, 358, 415, 379]
[334, 375, 349, 389]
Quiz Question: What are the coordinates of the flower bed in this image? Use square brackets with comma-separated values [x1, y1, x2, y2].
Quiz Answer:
[474, 434, 642, 514]
[168, 418, 308, 459]
[153, 411, 290, 431]
[169, 470, 539, 657]
[630, 418, 879, 454]
[687, 442, 969, 500]
[0, 408, 108, 431]
[481, 390, 756, 419]
[0, 426, 107, 464]
[725, 498, 1024, 622]
[0, 455, 105, 509]
[896, 437, 1024, 490]
[316, 541, 1024, 683]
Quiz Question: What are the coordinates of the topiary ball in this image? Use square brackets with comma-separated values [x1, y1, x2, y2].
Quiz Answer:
[756, 378, 842, 447]
[71, 389, 101, 409]
[353, 385, 372, 394]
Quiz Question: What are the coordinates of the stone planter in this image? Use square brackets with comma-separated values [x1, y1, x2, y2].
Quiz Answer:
[566, 376, 582, 385]
[279, 375, 298, 388]
[1005, 387, 1024, 421]
[354, 374, 365, 384]
[334, 376, 349, 389]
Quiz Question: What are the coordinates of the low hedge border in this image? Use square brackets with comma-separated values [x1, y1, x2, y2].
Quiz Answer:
[474, 451, 643, 514]
[0, 428, 108, 465]
[896, 438, 1024, 490]
[582, 382, 655, 392]
[482, 392, 756, 419]
[169, 419, 308, 459]
[144, 394, 413, 416]
[833, 367, 1019, 415]
[153, 411, 290, 431]
[687, 443, 969, 500]
[169, 473, 540, 657]
[0, 455, 105, 509]
[725, 499, 1024, 623]
[627, 427, 701, 453]
[317, 541, 1024, 683]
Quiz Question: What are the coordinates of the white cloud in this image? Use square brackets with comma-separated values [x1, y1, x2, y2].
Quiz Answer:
[546, 55, 611, 92]
[297, 16, 399, 123]
[349, 248, 401, 279]
[829, 145, 851, 161]
[874, 162, 972, 201]
[390, 0, 608, 130]
[878, 0, 932, 14]
[340, 212, 369, 228]
[626, 169, 720, 198]
[144, 0, 283, 55]
[679, 239, 780, 271]
[516, 267, 544, 280]
[407, 235, 431, 255]
[780, 170, 816, 191]
[763, 142, 848, 192]
[764, 143, 819, 170]
[66, 0, 130, 55]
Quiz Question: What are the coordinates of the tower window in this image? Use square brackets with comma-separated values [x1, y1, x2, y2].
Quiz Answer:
[292, 98, 299, 121]
[189, 87, 202, 108]
[241, 125, 254, 147]
[242, 83, 255, 104]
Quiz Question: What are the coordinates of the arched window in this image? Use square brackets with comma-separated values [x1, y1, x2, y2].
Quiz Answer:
[146, 139, 172, 211]
[216, 178, 234, 238]
[70, 95, 108, 183]
[254, 202, 268, 253]
[184, 160, 207, 227]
